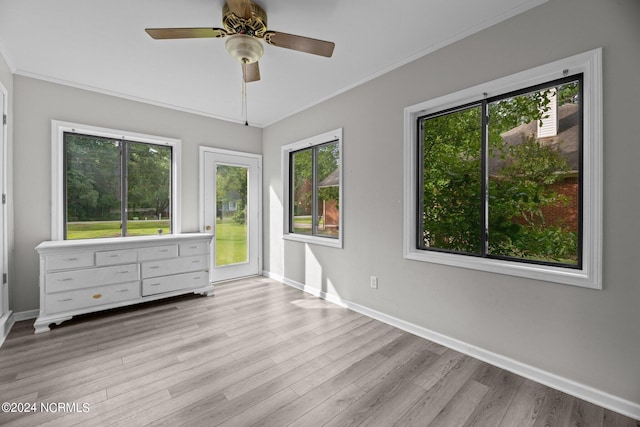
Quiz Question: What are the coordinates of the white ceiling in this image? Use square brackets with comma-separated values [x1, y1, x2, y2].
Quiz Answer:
[0, 0, 545, 127]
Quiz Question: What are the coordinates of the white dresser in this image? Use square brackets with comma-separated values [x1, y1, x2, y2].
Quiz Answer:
[34, 233, 214, 333]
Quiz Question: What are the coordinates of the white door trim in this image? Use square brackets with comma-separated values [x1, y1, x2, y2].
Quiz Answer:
[199, 146, 262, 282]
[0, 81, 12, 345]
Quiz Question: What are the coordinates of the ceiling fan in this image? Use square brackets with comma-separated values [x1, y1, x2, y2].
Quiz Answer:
[145, 0, 336, 83]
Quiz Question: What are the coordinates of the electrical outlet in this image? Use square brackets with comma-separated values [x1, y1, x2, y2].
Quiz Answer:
[370, 276, 378, 289]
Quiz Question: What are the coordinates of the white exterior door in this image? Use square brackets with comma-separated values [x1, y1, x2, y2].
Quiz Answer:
[200, 148, 261, 282]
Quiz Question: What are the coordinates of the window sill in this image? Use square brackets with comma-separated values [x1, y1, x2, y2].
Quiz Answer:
[404, 248, 600, 290]
[283, 233, 342, 249]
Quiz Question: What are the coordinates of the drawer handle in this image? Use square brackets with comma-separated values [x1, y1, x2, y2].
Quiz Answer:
[57, 278, 73, 282]
[192, 260, 201, 264]
[108, 254, 120, 258]
[58, 298, 73, 302]
[149, 283, 161, 287]
[117, 289, 129, 293]
[159, 249, 169, 253]
[149, 266, 160, 269]
[193, 276, 201, 280]
[93, 294, 102, 299]
[188, 245, 198, 249]
[65, 257, 78, 261]
[116, 270, 130, 274]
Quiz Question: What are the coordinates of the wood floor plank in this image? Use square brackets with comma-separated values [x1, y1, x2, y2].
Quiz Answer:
[393, 355, 484, 427]
[0, 277, 637, 426]
[428, 380, 490, 427]
[266, 331, 432, 426]
[569, 399, 605, 427]
[411, 347, 467, 390]
[286, 383, 366, 427]
[354, 333, 438, 393]
[323, 349, 438, 427]
[160, 354, 336, 426]
[289, 326, 403, 396]
[216, 387, 300, 427]
[67, 390, 173, 427]
[107, 358, 278, 426]
[463, 365, 525, 427]
[498, 378, 551, 427]
[603, 409, 640, 426]
[262, 351, 389, 426]
[530, 389, 575, 427]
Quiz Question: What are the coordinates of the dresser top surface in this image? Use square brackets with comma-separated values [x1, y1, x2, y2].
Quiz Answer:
[36, 233, 213, 253]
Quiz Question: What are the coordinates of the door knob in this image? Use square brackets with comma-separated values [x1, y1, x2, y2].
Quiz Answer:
[205, 225, 212, 231]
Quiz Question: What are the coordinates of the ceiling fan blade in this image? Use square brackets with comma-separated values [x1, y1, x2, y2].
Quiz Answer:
[264, 31, 335, 57]
[226, 0, 253, 19]
[145, 28, 227, 39]
[242, 62, 261, 83]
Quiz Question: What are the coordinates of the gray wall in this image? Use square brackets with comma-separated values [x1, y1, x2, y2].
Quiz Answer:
[263, 0, 640, 405]
[0, 52, 11, 93]
[12, 76, 262, 312]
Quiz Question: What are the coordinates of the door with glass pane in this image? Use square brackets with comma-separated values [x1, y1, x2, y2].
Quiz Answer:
[201, 148, 261, 282]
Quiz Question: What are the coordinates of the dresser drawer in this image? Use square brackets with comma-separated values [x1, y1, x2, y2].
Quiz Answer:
[46, 263, 139, 293]
[141, 255, 208, 279]
[142, 271, 210, 296]
[45, 252, 94, 271]
[45, 281, 140, 314]
[138, 245, 178, 261]
[96, 248, 138, 266]
[179, 241, 210, 257]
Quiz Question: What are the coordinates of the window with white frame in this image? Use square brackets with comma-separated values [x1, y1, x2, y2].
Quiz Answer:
[403, 49, 602, 289]
[282, 128, 343, 248]
[52, 121, 181, 240]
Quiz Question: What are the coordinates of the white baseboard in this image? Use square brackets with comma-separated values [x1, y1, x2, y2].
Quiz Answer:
[263, 270, 640, 421]
[14, 309, 38, 322]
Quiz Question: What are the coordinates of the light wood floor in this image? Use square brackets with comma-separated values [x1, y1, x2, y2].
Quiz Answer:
[0, 277, 637, 426]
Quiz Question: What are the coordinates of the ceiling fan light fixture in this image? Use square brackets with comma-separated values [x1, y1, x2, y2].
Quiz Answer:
[225, 34, 264, 64]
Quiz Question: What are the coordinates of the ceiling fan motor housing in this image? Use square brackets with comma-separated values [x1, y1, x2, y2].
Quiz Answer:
[222, 1, 268, 37]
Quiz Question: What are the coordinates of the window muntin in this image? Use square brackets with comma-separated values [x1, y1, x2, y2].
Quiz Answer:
[64, 132, 172, 239]
[282, 128, 343, 248]
[418, 76, 582, 268]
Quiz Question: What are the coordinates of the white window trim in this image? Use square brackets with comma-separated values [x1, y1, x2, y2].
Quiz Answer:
[51, 120, 182, 241]
[403, 48, 602, 289]
[282, 128, 343, 249]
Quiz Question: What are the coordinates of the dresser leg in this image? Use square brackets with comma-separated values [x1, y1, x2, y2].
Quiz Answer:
[197, 285, 215, 297]
[33, 315, 73, 334]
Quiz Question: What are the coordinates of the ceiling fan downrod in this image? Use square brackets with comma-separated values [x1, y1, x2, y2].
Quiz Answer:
[242, 63, 249, 126]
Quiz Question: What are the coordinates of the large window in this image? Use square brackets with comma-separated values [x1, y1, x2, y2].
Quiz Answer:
[419, 76, 582, 267]
[282, 128, 343, 248]
[52, 122, 181, 240]
[404, 49, 602, 289]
